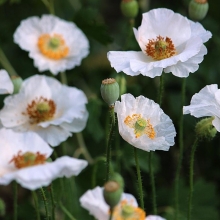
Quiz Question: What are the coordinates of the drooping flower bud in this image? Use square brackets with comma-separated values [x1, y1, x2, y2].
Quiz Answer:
[188, 0, 209, 21]
[120, 0, 139, 19]
[100, 78, 119, 106]
[11, 75, 23, 94]
[103, 181, 123, 209]
[195, 117, 217, 140]
[115, 74, 126, 96]
[109, 172, 125, 189]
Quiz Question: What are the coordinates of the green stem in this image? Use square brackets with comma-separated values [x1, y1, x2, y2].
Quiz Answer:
[109, 208, 113, 220]
[13, 182, 17, 220]
[106, 106, 115, 181]
[59, 202, 76, 220]
[0, 48, 18, 77]
[133, 147, 144, 210]
[41, 0, 55, 14]
[60, 71, 67, 85]
[187, 137, 199, 220]
[158, 74, 164, 106]
[174, 78, 186, 220]
[40, 187, 50, 220]
[49, 184, 56, 220]
[149, 151, 157, 214]
[32, 191, 41, 220]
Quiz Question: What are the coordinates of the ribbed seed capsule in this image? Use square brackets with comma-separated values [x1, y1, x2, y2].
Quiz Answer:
[188, 0, 209, 21]
[120, 0, 139, 19]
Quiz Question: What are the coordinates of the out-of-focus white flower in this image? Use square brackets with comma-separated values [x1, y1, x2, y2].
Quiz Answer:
[0, 70, 13, 94]
[183, 84, 220, 131]
[114, 94, 176, 151]
[0, 128, 88, 190]
[146, 215, 166, 220]
[0, 74, 88, 146]
[14, 15, 89, 75]
[80, 186, 147, 220]
[108, 8, 211, 78]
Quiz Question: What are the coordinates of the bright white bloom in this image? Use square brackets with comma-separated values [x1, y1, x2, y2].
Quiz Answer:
[146, 216, 166, 220]
[114, 94, 176, 151]
[80, 186, 148, 220]
[183, 84, 220, 131]
[0, 70, 13, 94]
[14, 15, 89, 75]
[0, 128, 88, 190]
[0, 74, 88, 146]
[108, 8, 211, 78]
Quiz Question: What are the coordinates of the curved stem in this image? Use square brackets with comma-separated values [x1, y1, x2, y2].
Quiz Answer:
[13, 182, 17, 220]
[158, 74, 164, 106]
[109, 208, 113, 220]
[41, 0, 55, 14]
[59, 202, 76, 220]
[133, 147, 144, 210]
[32, 191, 41, 220]
[149, 151, 157, 214]
[49, 184, 56, 220]
[60, 71, 68, 85]
[187, 137, 199, 220]
[40, 187, 50, 220]
[174, 78, 186, 220]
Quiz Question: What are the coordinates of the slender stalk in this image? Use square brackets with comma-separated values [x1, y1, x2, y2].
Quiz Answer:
[40, 187, 50, 220]
[174, 78, 186, 220]
[187, 137, 199, 220]
[158, 74, 164, 106]
[133, 147, 144, 210]
[106, 106, 115, 181]
[41, 0, 55, 14]
[13, 182, 17, 220]
[59, 202, 76, 220]
[49, 184, 56, 220]
[32, 191, 41, 220]
[60, 71, 68, 85]
[109, 208, 113, 220]
[149, 152, 157, 214]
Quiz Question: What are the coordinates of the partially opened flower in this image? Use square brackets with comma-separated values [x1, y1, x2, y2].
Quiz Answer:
[0, 70, 13, 94]
[114, 94, 176, 151]
[0, 74, 88, 146]
[108, 8, 211, 78]
[14, 15, 89, 75]
[80, 186, 146, 220]
[183, 84, 220, 131]
[0, 128, 88, 190]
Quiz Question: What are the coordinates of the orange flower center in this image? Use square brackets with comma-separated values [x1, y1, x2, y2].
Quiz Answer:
[10, 151, 47, 169]
[112, 200, 146, 220]
[38, 33, 69, 60]
[145, 35, 176, 60]
[23, 96, 56, 124]
[124, 114, 156, 139]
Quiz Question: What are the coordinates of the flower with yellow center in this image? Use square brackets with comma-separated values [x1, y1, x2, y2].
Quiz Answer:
[14, 15, 89, 75]
[0, 128, 88, 190]
[108, 8, 211, 78]
[114, 94, 176, 151]
[0, 75, 88, 146]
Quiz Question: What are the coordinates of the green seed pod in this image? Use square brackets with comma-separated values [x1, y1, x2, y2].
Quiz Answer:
[115, 74, 126, 96]
[109, 172, 125, 189]
[100, 78, 119, 106]
[195, 117, 217, 140]
[11, 75, 23, 94]
[120, 0, 139, 19]
[188, 0, 209, 21]
[103, 181, 123, 209]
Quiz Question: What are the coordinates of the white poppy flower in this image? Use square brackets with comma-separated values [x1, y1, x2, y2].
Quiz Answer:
[0, 74, 88, 146]
[183, 84, 220, 131]
[114, 94, 176, 151]
[14, 15, 89, 75]
[80, 186, 148, 220]
[108, 8, 211, 78]
[146, 216, 166, 220]
[0, 128, 88, 190]
[0, 70, 13, 94]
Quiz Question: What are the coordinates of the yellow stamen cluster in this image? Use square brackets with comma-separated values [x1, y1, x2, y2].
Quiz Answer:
[124, 114, 156, 139]
[38, 33, 69, 60]
[23, 96, 56, 124]
[145, 35, 176, 60]
[10, 151, 47, 169]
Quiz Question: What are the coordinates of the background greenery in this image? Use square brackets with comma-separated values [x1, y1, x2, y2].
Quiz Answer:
[0, 0, 219, 219]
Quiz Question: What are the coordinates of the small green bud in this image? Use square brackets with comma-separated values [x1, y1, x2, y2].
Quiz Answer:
[11, 75, 23, 94]
[188, 0, 209, 21]
[115, 74, 126, 96]
[195, 117, 217, 140]
[100, 78, 119, 106]
[120, 0, 139, 19]
[0, 198, 5, 216]
[103, 181, 123, 209]
[109, 172, 125, 189]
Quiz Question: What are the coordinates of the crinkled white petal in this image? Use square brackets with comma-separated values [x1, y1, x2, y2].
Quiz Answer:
[115, 94, 176, 151]
[183, 84, 220, 131]
[0, 74, 89, 146]
[0, 70, 13, 94]
[79, 186, 138, 220]
[14, 15, 89, 75]
[146, 215, 166, 220]
[0, 155, 88, 190]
